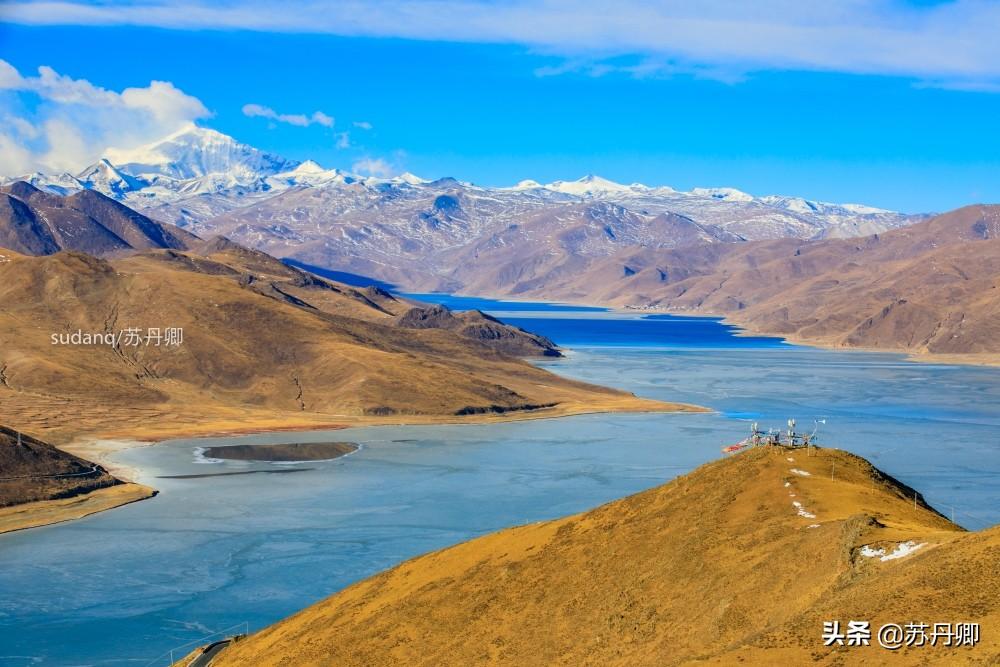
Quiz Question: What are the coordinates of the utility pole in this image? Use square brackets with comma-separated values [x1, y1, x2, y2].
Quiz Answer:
[831, 461, 836, 480]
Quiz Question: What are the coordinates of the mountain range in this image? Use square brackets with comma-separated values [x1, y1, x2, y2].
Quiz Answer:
[6, 125, 996, 363]
[3, 124, 924, 291]
[490, 205, 1000, 360]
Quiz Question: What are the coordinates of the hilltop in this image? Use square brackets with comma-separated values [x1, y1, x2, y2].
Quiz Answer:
[214, 446, 998, 666]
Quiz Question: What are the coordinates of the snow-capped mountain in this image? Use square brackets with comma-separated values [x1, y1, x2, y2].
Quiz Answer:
[76, 159, 145, 198]
[543, 174, 638, 197]
[2, 125, 925, 291]
[104, 123, 298, 182]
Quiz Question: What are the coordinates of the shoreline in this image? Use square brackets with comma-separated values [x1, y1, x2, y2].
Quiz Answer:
[0, 483, 156, 535]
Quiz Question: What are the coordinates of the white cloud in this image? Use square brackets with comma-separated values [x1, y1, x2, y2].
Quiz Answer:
[0, 132, 35, 175]
[4, 1, 1000, 89]
[0, 58, 209, 175]
[353, 120, 373, 130]
[242, 103, 334, 127]
[0, 60, 25, 88]
[335, 132, 351, 149]
[352, 156, 395, 178]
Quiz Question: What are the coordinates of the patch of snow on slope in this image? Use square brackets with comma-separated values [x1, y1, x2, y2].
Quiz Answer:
[859, 541, 927, 561]
[791, 501, 816, 519]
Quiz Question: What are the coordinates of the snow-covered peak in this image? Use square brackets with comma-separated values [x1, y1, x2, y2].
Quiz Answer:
[104, 123, 299, 182]
[689, 187, 755, 202]
[76, 158, 145, 197]
[266, 161, 348, 188]
[394, 172, 430, 185]
[545, 175, 634, 196]
[291, 160, 326, 175]
[509, 179, 543, 190]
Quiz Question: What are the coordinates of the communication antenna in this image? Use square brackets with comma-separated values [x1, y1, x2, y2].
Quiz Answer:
[805, 419, 825, 455]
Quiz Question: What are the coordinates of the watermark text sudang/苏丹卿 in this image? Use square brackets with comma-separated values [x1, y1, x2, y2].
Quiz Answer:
[50, 328, 184, 347]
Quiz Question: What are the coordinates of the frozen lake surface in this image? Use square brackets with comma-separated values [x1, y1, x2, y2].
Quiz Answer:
[1, 301, 998, 665]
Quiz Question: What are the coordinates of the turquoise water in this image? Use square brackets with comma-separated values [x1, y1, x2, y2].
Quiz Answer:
[1, 303, 998, 665]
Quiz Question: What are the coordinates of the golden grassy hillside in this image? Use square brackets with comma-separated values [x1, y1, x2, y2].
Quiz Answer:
[0, 246, 695, 445]
[215, 447, 998, 666]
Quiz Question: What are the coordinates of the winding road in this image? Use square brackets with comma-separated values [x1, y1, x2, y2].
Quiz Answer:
[187, 639, 231, 667]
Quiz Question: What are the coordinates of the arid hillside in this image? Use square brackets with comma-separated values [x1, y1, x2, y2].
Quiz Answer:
[457, 205, 1000, 360]
[214, 446, 998, 666]
[0, 425, 120, 507]
[0, 243, 690, 444]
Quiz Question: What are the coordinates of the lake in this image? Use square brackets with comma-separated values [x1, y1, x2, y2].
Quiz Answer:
[1, 298, 998, 665]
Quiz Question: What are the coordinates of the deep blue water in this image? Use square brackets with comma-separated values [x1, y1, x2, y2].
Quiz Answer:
[404, 293, 785, 347]
[402, 292, 608, 313]
[503, 314, 788, 348]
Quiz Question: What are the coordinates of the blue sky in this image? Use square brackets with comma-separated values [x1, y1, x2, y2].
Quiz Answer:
[1, 1, 999, 212]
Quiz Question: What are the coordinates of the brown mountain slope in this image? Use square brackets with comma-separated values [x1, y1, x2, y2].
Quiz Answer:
[0, 246, 694, 444]
[214, 447, 998, 666]
[459, 205, 1000, 360]
[165, 235, 561, 355]
[0, 424, 120, 507]
[394, 305, 561, 357]
[0, 181, 196, 256]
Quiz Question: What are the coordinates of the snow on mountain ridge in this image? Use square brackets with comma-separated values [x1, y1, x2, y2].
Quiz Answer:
[1, 125, 923, 252]
[76, 159, 145, 198]
[545, 174, 634, 196]
[104, 123, 299, 182]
